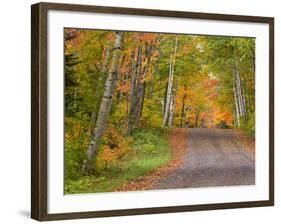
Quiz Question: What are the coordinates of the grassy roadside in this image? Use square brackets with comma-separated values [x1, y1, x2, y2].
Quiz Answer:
[115, 128, 188, 192]
[65, 128, 172, 194]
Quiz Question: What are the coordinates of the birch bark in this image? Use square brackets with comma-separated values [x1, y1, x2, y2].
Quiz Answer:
[233, 73, 240, 127]
[168, 80, 178, 126]
[84, 32, 123, 169]
[163, 52, 173, 126]
[180, 95, 186, 127]
[235, 66, 246, 119]
[163, 35, 178, 127]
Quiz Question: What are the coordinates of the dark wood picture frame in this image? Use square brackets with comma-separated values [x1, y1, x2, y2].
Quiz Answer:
[31, 2, 274, 221]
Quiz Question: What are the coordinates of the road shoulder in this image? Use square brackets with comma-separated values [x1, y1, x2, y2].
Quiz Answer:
[113, 128, 188, 192]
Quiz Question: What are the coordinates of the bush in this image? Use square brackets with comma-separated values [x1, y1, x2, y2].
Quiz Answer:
[133, 129, 161, 153]
[95, 127, 133, 173]
[241, 113, 255, 136]
[140, 98, 163, 128]
[65, 135, 87, 180]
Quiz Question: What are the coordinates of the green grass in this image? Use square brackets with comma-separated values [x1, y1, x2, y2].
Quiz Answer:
[240, 113, 255, 137]
[65, 128, 172, 194]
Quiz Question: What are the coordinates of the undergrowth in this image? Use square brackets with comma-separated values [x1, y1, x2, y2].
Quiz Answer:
[65, 128, 171, 194]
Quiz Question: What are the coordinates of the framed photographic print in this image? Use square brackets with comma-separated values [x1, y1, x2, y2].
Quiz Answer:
[31, 2, 274, 221]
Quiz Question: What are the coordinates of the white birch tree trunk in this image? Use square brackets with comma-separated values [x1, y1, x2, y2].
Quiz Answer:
[168, 80, 178, 126]
[235, 66, 246, 120]
[84, 32, 123, 169]
[241, 81, 248, 119]
[168, 95, 175, 126]
[233, 74, 240, 127]
[233, 65, 242, 119]
[163, 53, 173, 127]
[163, 35, 178, 127]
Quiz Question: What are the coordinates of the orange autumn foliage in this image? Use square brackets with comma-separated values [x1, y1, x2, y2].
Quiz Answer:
[95, 127, 134, 172]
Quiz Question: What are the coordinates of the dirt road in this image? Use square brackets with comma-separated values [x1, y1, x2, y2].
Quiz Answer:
[154, 128, 255, 189]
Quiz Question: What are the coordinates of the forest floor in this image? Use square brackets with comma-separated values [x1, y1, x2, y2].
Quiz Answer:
[115, 128, 255, 192]
[65, 128, 173, 194]
[114, 128, 188, 192]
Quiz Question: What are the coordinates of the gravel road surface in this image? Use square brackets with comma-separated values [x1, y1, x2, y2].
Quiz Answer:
[154, 128, 255, 189]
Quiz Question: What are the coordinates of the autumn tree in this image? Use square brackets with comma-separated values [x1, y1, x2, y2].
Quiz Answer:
[83, 32, 124, 171]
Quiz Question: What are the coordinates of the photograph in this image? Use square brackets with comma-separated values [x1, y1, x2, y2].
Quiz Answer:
[64, 28, 256, 194]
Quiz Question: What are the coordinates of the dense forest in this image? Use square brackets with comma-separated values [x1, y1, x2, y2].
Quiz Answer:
[64, 29, 255, 194]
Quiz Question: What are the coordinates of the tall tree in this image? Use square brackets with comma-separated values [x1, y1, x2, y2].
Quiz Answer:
[84, 32, 124, 171]
[163, 35, 178, 127]
[168, 79, 178, 126]
[127, 44, 142, 134]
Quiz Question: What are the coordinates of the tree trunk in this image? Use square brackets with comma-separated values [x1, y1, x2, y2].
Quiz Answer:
[168, 80, 178, 127]
[163, 53, 173, 126]
[168, 96, 175, 126]
[125, 72, 130, 115]
[136, 48, 151, 123]
[180, 95, 186, 127]
[148, 57, 160, 99]
[163, 82, 168, 116]
[250, 46, 255, 74]
[127, 45, 142, 134]
[233, 65, 243, 120]
[97, 48, 111, 90]
[127, 51, 136, 135]
[241, 79, 248, 120]
[244, 71, 252, 114]
[134, 45, 143, 124]
[163, 35, 178, 127]
[136, 77, 146, 124]
[234, 65, 247, 120]
[88, 111, 96, 135]
[117, 55, 126, 102]
[233, 73, 240, 127]
[195, 108, 199, 128]
[84, 32, 123, 170]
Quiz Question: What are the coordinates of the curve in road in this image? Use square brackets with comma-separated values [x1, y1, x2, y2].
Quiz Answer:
[154, 128, 255, 189]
